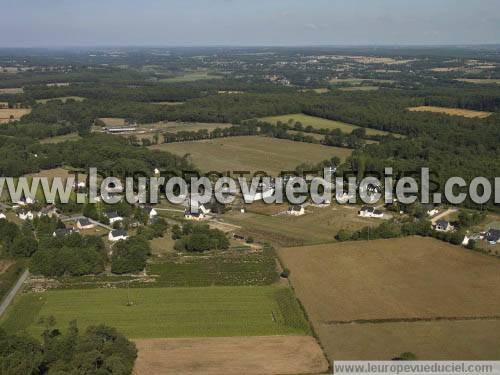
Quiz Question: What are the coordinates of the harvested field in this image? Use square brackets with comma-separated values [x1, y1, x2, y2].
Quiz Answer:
[320, 320, 500, 360]
[261, 113, 393, 136]
[339, 85, 379, 91]
[0, 108, 31, 123]
[279, 237, 500, 360]
[455, 78, 500, 85]
[98, 117, 126, 126]
[133, 336, 328, 375]
[0, 87, 23, 94]
[408, 106, 492, 119]
[151, 136, 352, 175]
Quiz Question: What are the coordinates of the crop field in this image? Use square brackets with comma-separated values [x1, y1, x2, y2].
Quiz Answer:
[0, 108, 31, 123]
[133, 336, 329, 375]
[151, 136, 352, 175]
[260, 113, 392, 136]
[36, 96, 85, 104]
[339, 85, 380, 91]
[146, 250, 279, 287]
[159, 71, 223, 83]
[329, 78, 394, 85]
[1, 286, 311, 338]
[0, 87, 23, 94]
[224, 205, 376, 247]
[278, 237, 500, 360]
[408, 106, 492, 119]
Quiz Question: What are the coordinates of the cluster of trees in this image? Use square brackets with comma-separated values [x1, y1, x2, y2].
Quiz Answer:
[0, 321, 136, 374]
[31, 234, 106, 277]
[172, 222, 229, 252]
[111, 236, 151, 274]
[0, 218, 38, 258]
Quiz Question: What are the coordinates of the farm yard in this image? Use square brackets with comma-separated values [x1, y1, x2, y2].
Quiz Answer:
[0, 286, 311, 339]
[150, 136, 352, 175]
[407, 106, 492, 119]
[278, 237, 500, 360]
[224, 205, 376, 247]
[0, 108, 31, 123]
[133, 336, 328, 375]
[261, 113, 393, 136]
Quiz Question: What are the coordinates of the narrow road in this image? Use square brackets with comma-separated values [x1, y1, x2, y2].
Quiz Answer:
[0, 269, 29, 317]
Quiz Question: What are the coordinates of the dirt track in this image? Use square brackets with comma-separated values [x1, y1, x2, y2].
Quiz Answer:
[133, 335, 328, 375]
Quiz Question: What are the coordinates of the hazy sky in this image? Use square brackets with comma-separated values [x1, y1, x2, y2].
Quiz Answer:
[1, 0, 499, 47]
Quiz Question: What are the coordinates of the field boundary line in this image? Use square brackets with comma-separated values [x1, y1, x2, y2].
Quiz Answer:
[0, 269, 29, 317]
[323, 315, 500, 325]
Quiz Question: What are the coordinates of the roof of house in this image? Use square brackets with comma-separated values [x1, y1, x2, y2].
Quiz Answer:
[77, 217, 92, 226]
[54, 228, 73, 236]
[486, 228, 500, 241]
[422, 204, 435, 210]
[106, 211, 120, 219]
[288, 205, 303, 212]
[361, 206, 375, 212]
[110, 229, 128, 238]
[373, 209, 383, 215]
[436, 220, 449, 227]
[143, 206, 155, 213]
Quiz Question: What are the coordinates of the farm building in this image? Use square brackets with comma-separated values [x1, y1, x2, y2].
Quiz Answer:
[109, 229, 128, 242]
[76, 217, 95, 230]
[435, 220, 453, 232]
[359, 206, 383, 218]
[287, 205, 305, 216]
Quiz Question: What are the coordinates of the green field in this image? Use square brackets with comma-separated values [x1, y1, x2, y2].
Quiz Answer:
[147, 250, 279, 287]
[1, 286, 310, 338]
[159, 71, 223, 83]
[260, 113, 392, 136]
[151, 135, 352, 175]
[36, 96, 86, 104]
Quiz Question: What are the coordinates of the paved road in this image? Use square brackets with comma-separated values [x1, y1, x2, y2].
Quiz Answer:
[0, 269, 29, 317]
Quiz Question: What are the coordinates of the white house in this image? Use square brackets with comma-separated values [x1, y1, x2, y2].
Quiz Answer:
[18, 211, 34, 221]
[0, 212, 6, 220]
[435, 220, 453, 232]
[76, 217, 96, 230]
[485, 229, 500, 245]
[287, 205, 305, 216]
[143, 206, 158, 219]
[16, 197, 35, 206]
[423, 204, 439, 217]
[38, 206, 58, 218]
[184, 209, 205, 221]
[359, 206, 384, 218]
[108, 229, 129, 242]
[106, 211, 123, 224]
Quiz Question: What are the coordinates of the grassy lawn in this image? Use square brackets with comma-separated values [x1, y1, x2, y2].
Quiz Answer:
[260, 113, 392, 136]
[224, 205, 376, 247]
[1, 286, 311, 338]
[150, 136, 352, 175]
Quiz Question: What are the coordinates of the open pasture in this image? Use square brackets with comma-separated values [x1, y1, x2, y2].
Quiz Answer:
[1, 286, 311, 339]
[133, 336, 328, 375]
[408, 106, 492, 119]
[261, 113, 392, 136]
[278, 237, 500, 360]
[150, 136, 352, 175]
[0, 108, 31, 123]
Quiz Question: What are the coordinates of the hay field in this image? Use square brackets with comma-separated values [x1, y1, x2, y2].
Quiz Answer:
[0, 108, 31, 123]
[159, 71, 223, 83]
[408, 106, 492, 119]
[36, 96, 85, 104]
[224, 205, 375, 247]
[261, 113, 392, 136]
[133, 336, 328, 375]
[150, 136, 352, 175]
[279, 237, 500, 360]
